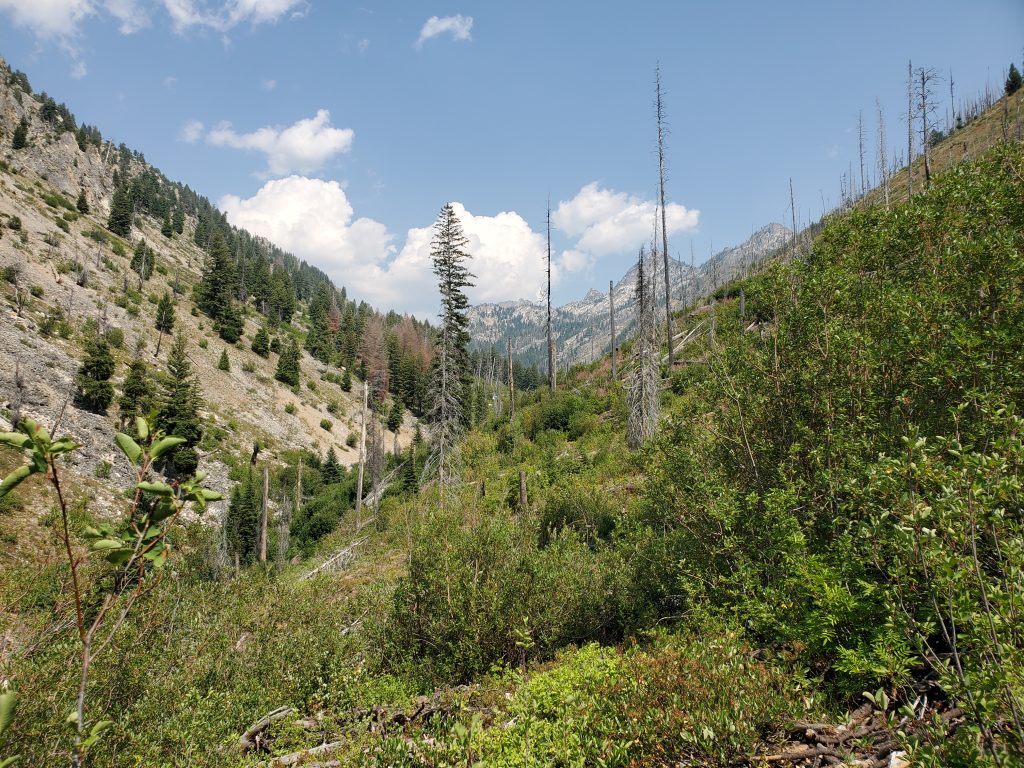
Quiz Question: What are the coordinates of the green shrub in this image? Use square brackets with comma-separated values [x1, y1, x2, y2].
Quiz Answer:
[284, 402, 296, 415]
[319, 418, 332, 431]
[29, 284, 43, 297]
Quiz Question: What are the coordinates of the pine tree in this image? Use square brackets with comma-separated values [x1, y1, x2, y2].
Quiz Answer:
[341, 366, 352, 392]
[75, 335, 116, 413]
[161, 214, 173, 238]
[155, 292, 175, 357]
[76, 189, 89, 214]
[321, 447, 343, 485]
[251, 325, 270, 358]
[107, 184, 133, 238]
[275, 336, 301, 387]
[270, 336, 281, 355]
[131, 239, 154, 283]
[157, 332, 203, 476]
[218, 349, 230, 372]
[118, 358, 153, 427]
[11, 117, 28, 150]
[172, 208, 185, 235]
[1007, 63, 1023, 96]
[196, 231, 243, 342]
[226, 470, 260, 564]
[422, 203, 474, 490]
[627, 246, 659, 449]
[387, 396, 404, 432]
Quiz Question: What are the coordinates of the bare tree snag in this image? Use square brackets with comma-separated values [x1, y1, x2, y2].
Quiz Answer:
[907, 59, 914, 197]
[258, 465, 268, 563]
[518, 469, 527, 510]
[655, 63, 674, 367]
[546, 196, 556, 393]
[507, 337, 515, 421]
[609, 280, 617, 380]
[355, 381, 368, 529]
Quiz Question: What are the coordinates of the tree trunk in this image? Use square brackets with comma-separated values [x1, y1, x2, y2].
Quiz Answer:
[546, 198, 556, 392]
[258, 465, 268, 563]
[609, 280, 617, 380]
[655, 64, 674, 367]
[355, 382, 368, 529]
[518, 470, 527, 510]
[507, 337, 515, 421]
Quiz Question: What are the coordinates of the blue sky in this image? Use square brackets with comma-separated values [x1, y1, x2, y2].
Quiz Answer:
[1, 1, 1021, 317]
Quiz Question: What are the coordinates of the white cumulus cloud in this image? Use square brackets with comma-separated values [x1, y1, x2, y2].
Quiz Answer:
[161, 0, 304, 32]
[207, 109, 354, 176]
[0, 0, 94, 38]
[178, 119, 205, 143]
[415, 14, 472, 49]
[553, 182, 699, 256]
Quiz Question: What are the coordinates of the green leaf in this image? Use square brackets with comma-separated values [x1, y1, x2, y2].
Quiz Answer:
[105, 549, 132, 566]
[0, 692, 15, 735]
[135, 416, 149, 441]
[91, 538, 124, 551]
[148, 502, 176, 523]
[114, 433, 142, 465]
[0, 465, 34, 498]
[149, 436, 185, 461]
[200, 488, 223, 501]
[0, 755, 21, 767]
[66, 708, 79, 725]
[0, 432, 31, 450]
[48, 438, 80, 456]
[137, 481, 173, 497]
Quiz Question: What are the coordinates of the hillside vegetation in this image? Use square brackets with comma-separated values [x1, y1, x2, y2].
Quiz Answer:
[2, 75, 1023, 766]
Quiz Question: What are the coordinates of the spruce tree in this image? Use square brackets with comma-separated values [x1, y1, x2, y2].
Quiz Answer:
[321, 447, 343, 485]
[1007, 63, 1023, 96]
[251, 325, 270, 357]
[422, 203, 474, 489]
[387, 396, 404, 432]
[172, 208, 184, 235]
[341, 366, 352, 392]
[275, 336, 301, 386]
[107, 184, 133, 238]
[118, 358, 153, 427]
[157, 332, 203, 476]
[226, 470, 260, 564]
[161, 214, 173, 238]
[155, 292, 175, 357]
[270, 336, 281, 355]
[131, 239, 154, 282]
[11, 117, 28, 150]
[218, 349, 230, 372]
[76, 189, 89, 214]
[75, 335, 116, 413]
[196, 231, 242, 342]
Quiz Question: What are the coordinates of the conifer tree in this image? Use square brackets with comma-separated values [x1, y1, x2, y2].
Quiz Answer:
[76, 189, 89, 214]
[157, 332, 203, 476]
[107, 184, 133, 238]
[196, 231, 242, 342]
[172, 208, 185, 235]
[118, 357, 153, 427]
[155, 292, 174, 357]
[275, 336, 301, 387]
[1007, 63, 1023, 96]
[387, 396, 404, 432]
[321, 447, 343, 485]
[75, 335, 116, 413]
[422, 203, 474, 490]
[218, 349, 230, 371]
[341, 366, 352, 392]
[270, 336, 282, 355]
[251, 325, 270, 357]
[11, 117, 28, 150]
[226, 470, 260, 564]
[131, 239, 153, 283]
[161, 214, 173, 238]
[627, 246, 659, 449]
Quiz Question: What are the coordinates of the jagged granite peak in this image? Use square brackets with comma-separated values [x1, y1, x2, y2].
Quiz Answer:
[468, 223, 791, 369]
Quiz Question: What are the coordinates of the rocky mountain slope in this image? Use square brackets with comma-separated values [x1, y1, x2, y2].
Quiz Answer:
[0, 59, 413, 514]
[468, 222, 791, 367]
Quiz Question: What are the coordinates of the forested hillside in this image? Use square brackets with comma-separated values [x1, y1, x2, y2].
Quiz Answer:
[1, 49, 1024, 768]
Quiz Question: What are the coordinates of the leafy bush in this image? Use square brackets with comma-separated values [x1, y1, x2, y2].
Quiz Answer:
[319, 418, 332, 431]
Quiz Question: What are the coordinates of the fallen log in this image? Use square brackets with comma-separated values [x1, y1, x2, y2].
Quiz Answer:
[239, 706, 295, 752]
[266, 740, 344, 767]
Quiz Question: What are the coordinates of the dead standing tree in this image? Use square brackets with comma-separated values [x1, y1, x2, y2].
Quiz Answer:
[546, 197, 556, 393]
[655, 63, 674, 367]
[917, 66, 940, 188]
[877, 99, 891, 209]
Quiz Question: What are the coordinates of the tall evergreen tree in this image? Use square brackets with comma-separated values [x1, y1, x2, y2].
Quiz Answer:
[161, 213, 173, 238]
[76, 189, 89, 214]
[250, 325, 270, 357]
[118, 358, 153, 427]
[131, 239, 154, 283]
[157, 332, 203, 476]
[226, 470, 260, 565]
[422, 203, 474, 490]
[75, 335, 116, 413]
[321, 447, 343, 485]
[172, 207, 185, 235]
[275, 336, 301, 386]
[387, 395, 404, 432]
[196, 231, 242, 342]
[1007, 63, 1023, 96]
[107, 184, 133, 238]
[11, 117, 28, 150]
[155, 292, 175, 357]
[218, 349, 230, 372]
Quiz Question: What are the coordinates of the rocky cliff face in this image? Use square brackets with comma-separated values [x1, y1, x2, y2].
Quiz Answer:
[468, 223, 791, 368]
